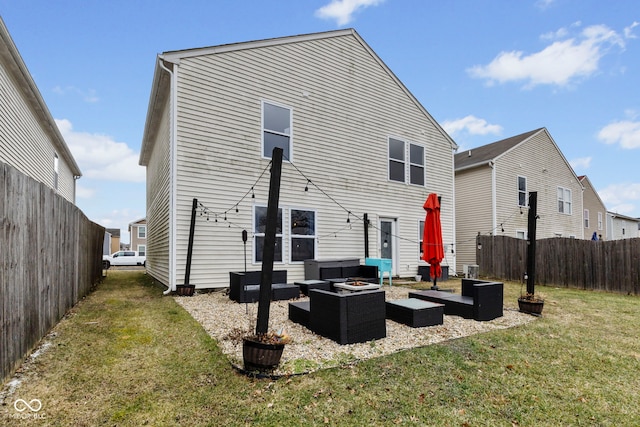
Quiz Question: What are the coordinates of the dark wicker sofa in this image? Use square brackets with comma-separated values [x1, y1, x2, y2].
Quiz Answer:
[229, 270, 289, 303]
[289, 288, 386, 345]
[409, 278, 503, 321]
[318, 264, 379, 284]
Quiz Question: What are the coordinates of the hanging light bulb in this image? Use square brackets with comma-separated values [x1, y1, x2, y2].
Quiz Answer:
[251, 187, 255, 199]
[501, 224, 505, 233]
[304, 179, 310, 192]
[346, 212, 351, 223]
[235, 205, 239, 213]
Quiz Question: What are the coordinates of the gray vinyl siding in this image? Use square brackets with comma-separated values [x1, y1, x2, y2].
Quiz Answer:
[170, 33, 455, 288]
[145, 96, 171, 286]
[455, 167, 493, 269]
[495, 131, 582, 239]
[0, 58, 75, 202]
[580, 177, 606, 239]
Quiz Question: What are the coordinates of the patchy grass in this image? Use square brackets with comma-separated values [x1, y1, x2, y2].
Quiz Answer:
[2, 271, 640, 426]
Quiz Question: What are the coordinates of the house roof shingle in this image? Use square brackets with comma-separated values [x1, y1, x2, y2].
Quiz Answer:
[454, 128, 544, 171]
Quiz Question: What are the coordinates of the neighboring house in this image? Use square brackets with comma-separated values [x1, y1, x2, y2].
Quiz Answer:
[129, 218, 147, 256]
[103, 231, 112, 256]
[0, 17, 81, 203]
[454, 128, 584, 270]
[139, 29, 458, 291]
[578, 175, 607, 241]
[106, 228, 121, 254]
[606, 212, 640, 240]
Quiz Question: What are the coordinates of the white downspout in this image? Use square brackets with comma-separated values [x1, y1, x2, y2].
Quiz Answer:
[158, 57, 178, 295]
[489, 160, 497, 233]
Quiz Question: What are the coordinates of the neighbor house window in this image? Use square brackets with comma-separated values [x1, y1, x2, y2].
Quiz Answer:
[516, 230, 526, 240]
[254, 206, 283, 263]
[557, 186, 572, 214]
[388, 137, 425, 186]
[290, 209, 315, 262]
[584, 209, 590, 228]
[262, 101, 291, 160]
[138, 245, 146, 256]
[518, 176, 527, 207]
[53, 153, 59, 190]
[598, 212, 603, 230]
[138, 226, 146, 239]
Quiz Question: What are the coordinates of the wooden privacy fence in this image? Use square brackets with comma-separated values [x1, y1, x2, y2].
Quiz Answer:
[477, 235, 640, 295]
[1, 162, 104, 383]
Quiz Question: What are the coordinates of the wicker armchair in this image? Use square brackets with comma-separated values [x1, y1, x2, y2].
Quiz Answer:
[308, 289, 386, 344]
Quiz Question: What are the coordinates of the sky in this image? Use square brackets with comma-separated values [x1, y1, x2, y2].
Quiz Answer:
[2, 0, 639, 242]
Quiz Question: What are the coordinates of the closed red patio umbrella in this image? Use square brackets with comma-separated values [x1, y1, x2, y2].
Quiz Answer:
[422, 193, 444, 290]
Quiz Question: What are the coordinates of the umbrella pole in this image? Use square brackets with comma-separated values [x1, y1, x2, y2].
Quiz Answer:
[431, 275, 439, 290]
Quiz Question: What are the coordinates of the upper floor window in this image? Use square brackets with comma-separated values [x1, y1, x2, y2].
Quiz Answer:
[254, 205, 283, 263]
[138, 226, 146, 239]
[290, 209, 316, 263]
[598, 212, 603, 230]
[388, 137, 424, 186]
[262, 101, 291, 160]
[584, 209, 590, 228]
[517, 176, 527, 206]
[557, 186, 572, 214]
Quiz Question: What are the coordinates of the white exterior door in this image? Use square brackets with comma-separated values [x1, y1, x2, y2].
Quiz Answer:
[379, 217, 397, 277]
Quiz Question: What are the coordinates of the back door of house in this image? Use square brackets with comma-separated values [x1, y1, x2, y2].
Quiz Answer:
[379, 217, 397, 277]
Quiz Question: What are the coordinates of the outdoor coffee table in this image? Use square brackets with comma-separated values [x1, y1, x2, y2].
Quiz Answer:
[386, 298, 444, 327]
[294, 279, 330, 296]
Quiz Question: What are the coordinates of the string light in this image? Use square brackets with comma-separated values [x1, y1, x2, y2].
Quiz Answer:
[304, 179, 310, 192]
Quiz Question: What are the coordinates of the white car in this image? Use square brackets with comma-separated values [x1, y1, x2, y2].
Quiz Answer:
[103, 251, 146, 269]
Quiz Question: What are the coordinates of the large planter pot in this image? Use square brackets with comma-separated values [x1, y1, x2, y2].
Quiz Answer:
[243, 339, 285, 372]
[176, 284, 195, 296]
[518, 297, 544, 315]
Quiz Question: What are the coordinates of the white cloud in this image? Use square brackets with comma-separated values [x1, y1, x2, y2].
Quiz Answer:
[599, 183, 640, 216]
[441, 115, 503, 136]
[597, 120, 640, 149]
[467, 23, 628, 88]
[535, 0, 556, 11]
[56, 119, 145, 182]
[569, 156, 592, 170]
[624, 21, 639, 39]
[52, 85, 99, 103]
[315, 0, 384, 26]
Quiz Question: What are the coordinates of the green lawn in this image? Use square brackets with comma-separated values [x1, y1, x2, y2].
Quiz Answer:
[2, 271, 639, 426]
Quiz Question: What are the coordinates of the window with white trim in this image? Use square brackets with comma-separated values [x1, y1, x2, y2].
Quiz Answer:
[137, 245, 146, 256]
[388, 137, 425, 186]
[516, 230, 526, 240]
[518, 176, 527, 207]
[584, 209, 590, 228]
[598, 212, 603, 230]
[262, 101, 291, 160]
[254, 206, 283, 263]
[557, 186, 572, 214]
[138, 226, 146, 239]
[290, 209, 316, 262]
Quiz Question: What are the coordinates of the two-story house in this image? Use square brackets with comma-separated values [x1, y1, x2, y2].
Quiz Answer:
[0, 17, 81, 203]
[139, 29, 457, 291]
[128, 218, 147, 256]
[454, 128, 583, 269]
[607, 212, 640, 240]
[579, 175, 607, 241]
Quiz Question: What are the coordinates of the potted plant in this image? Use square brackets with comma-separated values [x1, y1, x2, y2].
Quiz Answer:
[242, 328, 292, 372]
[518, 291, 545, 315]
